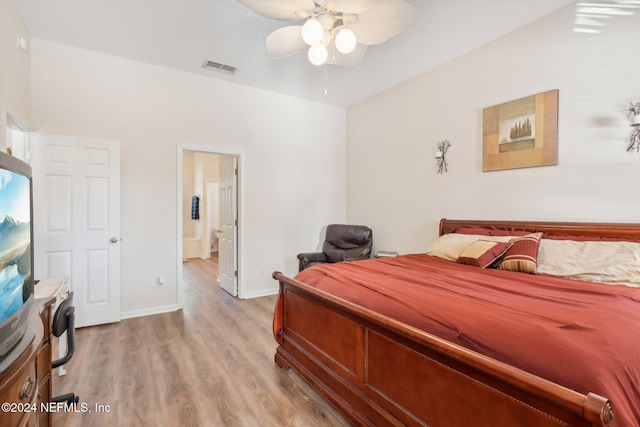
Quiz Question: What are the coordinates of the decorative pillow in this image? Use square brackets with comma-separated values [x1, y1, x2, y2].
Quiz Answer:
[499, 232, 543, 274]
[456, 240, 512, 268]
[426, 234, 513, 261]
[542, 234, 640, 243]
[537, 239, 640, 287]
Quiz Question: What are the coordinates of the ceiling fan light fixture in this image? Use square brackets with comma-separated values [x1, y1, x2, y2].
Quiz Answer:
[238, 0, 418, 67]
[308, 44, 328, 65]
[335, 27, 356, 54]
[302, 17, 323, 45]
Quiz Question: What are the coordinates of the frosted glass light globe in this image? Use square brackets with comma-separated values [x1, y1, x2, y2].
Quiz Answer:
[335, 28, 356, 54]
[308, 44, 328, 66]
[302, 18, 323, 45]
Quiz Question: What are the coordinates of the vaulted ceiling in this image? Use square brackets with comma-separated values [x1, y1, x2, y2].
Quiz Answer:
[12, 0, 577, 107]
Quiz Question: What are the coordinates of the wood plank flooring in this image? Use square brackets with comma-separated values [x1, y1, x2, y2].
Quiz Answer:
[52, 255, 350, 426]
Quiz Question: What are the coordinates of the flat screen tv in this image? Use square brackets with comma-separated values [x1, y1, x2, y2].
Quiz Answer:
[0, 151, 34, 371]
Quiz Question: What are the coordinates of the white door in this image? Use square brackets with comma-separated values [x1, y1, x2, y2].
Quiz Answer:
[219, 157, 237, 296]
[30, 133, 121, 328]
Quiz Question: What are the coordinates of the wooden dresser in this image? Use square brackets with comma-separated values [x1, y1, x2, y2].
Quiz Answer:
[0, 297, 55, 427]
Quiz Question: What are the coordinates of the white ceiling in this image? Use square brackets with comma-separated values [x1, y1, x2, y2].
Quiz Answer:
[12, 0, 577, 107]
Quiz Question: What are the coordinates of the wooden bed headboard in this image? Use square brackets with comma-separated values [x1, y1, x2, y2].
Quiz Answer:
[439, 218, 640, 240]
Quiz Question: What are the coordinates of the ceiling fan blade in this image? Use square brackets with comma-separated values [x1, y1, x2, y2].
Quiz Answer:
[315, 0, 378, 15]
[236, 0, 315, 21]
[266, 26, 308, 58]
[326, 42, 367, 66]
[349, 0, 418, 45]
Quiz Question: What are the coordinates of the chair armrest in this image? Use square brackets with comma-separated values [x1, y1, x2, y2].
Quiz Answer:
[297, 252, 327, 271]
[297, 252, 326, 262]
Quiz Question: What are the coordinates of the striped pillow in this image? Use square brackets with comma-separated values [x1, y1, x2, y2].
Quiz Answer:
[498, 232, 543, 274]
[456, 240, 512, 268]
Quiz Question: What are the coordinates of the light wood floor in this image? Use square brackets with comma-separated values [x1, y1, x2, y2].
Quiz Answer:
[52, 255, 350, 426]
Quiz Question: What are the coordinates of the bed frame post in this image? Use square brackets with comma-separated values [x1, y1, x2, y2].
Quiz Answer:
[272, 272, 291, 370]
[272, 272, 285, 346]
[584, 393, 616, 427]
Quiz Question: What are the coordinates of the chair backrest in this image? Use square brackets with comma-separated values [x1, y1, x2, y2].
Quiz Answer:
[52, 291, 75, 338]
[323, 224, 373, 263]
[52, 292, 76, 369]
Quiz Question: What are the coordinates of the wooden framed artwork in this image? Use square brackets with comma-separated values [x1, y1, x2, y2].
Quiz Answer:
[483, 89, 558, 172]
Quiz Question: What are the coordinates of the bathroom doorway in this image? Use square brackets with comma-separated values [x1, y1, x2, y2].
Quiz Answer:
[177, 147, 240, 307]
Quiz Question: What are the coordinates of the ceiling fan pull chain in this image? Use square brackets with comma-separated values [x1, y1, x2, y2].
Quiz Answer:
[324, 63, 329, 95]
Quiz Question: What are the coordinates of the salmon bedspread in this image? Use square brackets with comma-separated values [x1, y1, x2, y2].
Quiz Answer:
[295, 254, 640, 427]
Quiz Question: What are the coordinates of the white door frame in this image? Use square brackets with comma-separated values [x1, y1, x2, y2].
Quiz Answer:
[176, 145, 244, 308]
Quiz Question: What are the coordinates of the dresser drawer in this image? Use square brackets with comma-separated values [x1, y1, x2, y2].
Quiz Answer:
[0, 358, 37, 427]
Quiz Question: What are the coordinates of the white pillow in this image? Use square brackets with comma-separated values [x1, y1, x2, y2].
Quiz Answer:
[426, 234, 514, 261]
[537, 239, 640, 287]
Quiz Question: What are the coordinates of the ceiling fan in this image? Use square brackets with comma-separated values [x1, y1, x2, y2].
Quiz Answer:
[237, 0, 418, 67]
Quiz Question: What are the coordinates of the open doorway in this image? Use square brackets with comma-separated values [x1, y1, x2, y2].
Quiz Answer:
[177, 147, 240, 308]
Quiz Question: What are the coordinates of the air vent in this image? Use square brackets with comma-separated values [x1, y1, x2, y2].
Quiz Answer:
[202, 60, 237, 75]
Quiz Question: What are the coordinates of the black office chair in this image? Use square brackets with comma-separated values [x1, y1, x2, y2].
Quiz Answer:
[51, 291, 79, 404]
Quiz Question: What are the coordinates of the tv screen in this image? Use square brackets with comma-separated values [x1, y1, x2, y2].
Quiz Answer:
[0, 152, 33, 360]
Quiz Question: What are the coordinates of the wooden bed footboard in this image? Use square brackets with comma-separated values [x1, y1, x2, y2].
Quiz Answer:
[273, 272, 616, 427]
[271, 219, 640, 426]
[271, 271, 616, 427]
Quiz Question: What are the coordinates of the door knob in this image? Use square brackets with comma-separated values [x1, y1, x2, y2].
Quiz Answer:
[110, 237, 119, 243]
[215, 229, 222, 234]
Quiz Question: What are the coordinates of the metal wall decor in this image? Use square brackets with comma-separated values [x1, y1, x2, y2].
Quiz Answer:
[435, 140, 450, 174]
[627, 100, 640, 152]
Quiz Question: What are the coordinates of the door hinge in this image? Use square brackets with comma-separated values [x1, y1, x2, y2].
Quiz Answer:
[235, 168, 238, 176]
[234, 270, 238, 277]
[235, 219, 238, 226]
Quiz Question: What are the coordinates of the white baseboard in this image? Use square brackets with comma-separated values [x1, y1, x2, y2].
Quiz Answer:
[240, 288, 279, 299]
[121, 290, 278, 318]
[121, 304, 180, 320]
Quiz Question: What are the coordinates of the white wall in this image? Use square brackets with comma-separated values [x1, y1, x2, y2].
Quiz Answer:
[0, 0, 30, 149]
[347, 5, 640, 255]
[29, 39, 346, 314]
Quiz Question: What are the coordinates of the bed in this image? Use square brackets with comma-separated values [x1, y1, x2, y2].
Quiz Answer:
[272, 219, 640, 427]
